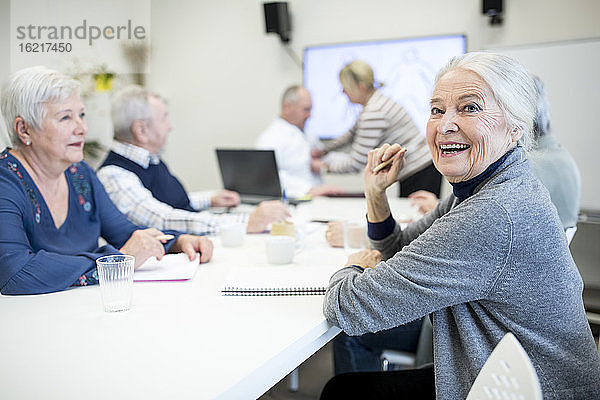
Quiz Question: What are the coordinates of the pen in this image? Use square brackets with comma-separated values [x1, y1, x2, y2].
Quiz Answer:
[154, 234, 175, 241]
[282, 189, 289, 207]
[372, 148, 407, 173]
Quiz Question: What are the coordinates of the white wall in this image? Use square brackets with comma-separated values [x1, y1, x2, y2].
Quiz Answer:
[0, 0, 11, 148]
[1, 0, 599, 201]
[493, 40, 600, 210]
[147, 0, 600, 199]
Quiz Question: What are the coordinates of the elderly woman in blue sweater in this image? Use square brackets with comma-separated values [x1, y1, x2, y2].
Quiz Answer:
[0, 66, 213, 295]
[321, 52, 600, 399]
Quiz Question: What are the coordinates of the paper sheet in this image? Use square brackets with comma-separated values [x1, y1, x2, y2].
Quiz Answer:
[134, 253, 199, 282]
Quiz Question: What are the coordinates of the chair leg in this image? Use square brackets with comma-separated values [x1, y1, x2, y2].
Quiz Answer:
[288, 367, 299, 392]
[382, 358, 390, 371]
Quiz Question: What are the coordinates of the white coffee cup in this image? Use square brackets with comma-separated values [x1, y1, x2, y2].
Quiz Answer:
[266, 235, 296, 264]
[220, 223, 246, 247]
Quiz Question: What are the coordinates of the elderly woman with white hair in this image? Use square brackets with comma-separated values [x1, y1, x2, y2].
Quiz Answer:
[0, 66, 213, 295]
[321, 53, 600, 399]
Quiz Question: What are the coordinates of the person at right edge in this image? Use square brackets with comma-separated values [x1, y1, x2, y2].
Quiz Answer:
[320, 52, 600, 399]
[529, 75, 581, 229]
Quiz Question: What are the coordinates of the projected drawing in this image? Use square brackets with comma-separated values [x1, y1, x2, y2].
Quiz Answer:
[304, 35, 466, 139]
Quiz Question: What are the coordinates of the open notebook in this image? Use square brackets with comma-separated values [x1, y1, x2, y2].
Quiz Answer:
[221, 265, 341, 296]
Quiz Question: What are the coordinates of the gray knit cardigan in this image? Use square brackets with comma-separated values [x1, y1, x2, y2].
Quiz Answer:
[324, 148, 600, 399]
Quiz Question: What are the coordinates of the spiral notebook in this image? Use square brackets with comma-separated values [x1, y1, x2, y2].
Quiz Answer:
[221, 265, 341, 296]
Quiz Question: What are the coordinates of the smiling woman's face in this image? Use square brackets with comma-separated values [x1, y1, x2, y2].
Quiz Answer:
[427, 68, 519, 183]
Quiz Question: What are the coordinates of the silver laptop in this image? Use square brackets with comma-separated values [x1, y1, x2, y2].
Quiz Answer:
[216, 149, 283, 205]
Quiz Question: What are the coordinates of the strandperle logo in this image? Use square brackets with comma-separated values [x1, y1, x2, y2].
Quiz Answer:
[16, 19, 147, 46]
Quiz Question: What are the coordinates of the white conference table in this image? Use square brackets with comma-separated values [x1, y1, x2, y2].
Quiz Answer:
[0, 197, 418, 400]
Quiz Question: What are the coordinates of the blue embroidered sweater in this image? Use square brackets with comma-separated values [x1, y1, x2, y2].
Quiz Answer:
[0, 149, 176, 295]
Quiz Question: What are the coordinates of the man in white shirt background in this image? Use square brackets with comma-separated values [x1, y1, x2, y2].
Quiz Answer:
[97, 85, 289, 235]
[256, 85, 344, 198]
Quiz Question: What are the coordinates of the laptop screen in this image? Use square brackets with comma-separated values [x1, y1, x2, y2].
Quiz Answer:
[216, 149, 282, 199]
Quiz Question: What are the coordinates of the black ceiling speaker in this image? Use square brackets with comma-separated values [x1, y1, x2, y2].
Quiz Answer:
[263, 2, 291, 43]
[482, 0, 503, 25]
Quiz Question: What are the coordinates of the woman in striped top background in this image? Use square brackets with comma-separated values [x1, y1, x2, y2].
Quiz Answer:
[314, 60, 442, 197]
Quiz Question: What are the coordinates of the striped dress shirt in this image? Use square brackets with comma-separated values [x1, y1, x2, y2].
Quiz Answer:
[96, 141, 247, 235]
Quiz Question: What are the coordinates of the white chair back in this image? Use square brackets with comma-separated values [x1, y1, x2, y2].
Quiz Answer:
[466, 332, 542, 400]
[565, 226, 577, 245]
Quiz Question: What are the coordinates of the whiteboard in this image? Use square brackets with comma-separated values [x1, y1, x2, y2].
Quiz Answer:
[491, 39, 600, 211]
[304, 35, 466, 139]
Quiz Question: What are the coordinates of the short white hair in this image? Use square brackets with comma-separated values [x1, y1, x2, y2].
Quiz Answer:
[111, 85, 153, 142]
[281, 85, 302, 107]
[1, 66, 79, 148]
[435, 52, 537, 152]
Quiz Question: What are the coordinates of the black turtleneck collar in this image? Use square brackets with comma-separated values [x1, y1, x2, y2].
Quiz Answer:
[450, 147, 516, 202]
